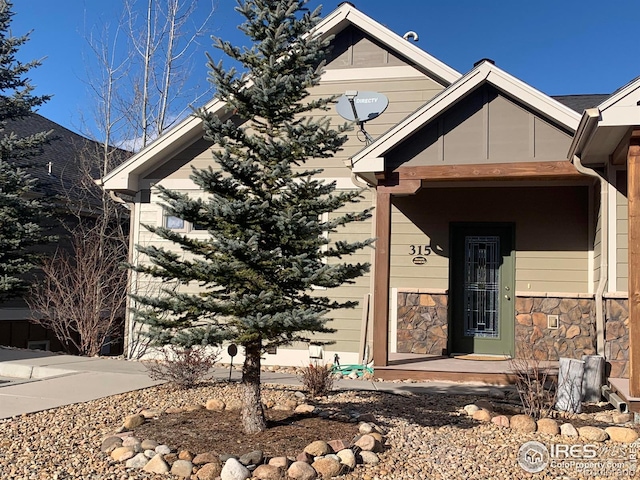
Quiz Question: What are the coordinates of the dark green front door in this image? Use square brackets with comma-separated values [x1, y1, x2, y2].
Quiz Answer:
[450, 223, 515, 356]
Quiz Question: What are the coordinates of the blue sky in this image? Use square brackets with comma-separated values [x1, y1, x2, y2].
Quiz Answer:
[12, 0, 640, 137]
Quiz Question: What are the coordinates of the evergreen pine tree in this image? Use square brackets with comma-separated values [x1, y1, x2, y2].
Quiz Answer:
[0, 0, 52, 302]
[132, 0, 372, 434]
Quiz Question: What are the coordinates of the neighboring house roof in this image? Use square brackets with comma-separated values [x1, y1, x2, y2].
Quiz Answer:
[7, 113, 106, 200]
[350, 60, 582, 179]
[552, 94, 611, 113]
[101, 2, 462, 194]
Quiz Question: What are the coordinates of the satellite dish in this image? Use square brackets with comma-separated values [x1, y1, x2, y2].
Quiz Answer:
[336, 91, 389, 122]
[336, 91, 389, 146]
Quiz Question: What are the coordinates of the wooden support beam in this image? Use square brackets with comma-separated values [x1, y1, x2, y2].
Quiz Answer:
[377, 178, 421, 195]
[628, 129, 640, 396]
[373, 189, 391, 367]
[389, 161, 582, 182]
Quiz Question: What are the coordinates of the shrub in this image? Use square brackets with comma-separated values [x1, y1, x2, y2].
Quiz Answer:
[144, 345, 219, 389]
[299, 361, 334, 397]
[510, 342, 557, 419]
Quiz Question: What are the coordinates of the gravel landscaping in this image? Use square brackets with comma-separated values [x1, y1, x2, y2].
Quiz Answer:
[1, 380, 639, 479]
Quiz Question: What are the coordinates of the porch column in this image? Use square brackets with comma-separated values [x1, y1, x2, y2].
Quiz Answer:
[373, 189, 391, 367]
[628, 128, 640, 396]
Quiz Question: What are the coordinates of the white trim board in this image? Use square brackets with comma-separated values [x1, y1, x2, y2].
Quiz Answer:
[143, 177, 362, 191]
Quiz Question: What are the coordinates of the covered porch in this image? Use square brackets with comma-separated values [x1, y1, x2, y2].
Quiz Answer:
[347, 60, 604, 383]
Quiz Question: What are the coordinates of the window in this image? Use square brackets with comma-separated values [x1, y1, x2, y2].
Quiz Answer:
[165, 215, 185, 230]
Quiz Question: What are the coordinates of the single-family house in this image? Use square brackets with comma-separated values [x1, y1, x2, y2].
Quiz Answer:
[101, 2, 640, 408]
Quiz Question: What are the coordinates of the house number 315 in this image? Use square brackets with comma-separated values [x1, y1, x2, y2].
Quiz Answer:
[409, 245, 432, 256]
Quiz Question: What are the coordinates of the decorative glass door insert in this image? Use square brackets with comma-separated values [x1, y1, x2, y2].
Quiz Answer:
[463, 235, 500, 338]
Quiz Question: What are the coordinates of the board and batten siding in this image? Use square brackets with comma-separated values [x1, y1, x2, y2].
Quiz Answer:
[593, 188, 602, 289]
[389, 186, 590, 293]
[326, 25, 411, 71]
[616, 169, 629, 292]
[387, 84, 572, 170]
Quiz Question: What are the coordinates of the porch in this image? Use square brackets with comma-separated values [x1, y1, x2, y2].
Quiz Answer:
[374, 353, 558, 385]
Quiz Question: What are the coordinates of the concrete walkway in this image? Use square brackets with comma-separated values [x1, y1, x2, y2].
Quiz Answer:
[0, 347, 509, 419]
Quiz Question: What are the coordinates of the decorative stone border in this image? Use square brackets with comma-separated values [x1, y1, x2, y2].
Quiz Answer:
[101, 400, 386, 480]
[463, 403, 639, 443]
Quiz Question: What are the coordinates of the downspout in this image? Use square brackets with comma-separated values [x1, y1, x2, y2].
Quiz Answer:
[572, 155, 607, 357]
[350, 169, 376, 364]
[109, 190, 137, 359]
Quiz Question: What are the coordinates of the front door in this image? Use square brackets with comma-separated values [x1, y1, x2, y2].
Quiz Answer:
[450, 223, 515, 356]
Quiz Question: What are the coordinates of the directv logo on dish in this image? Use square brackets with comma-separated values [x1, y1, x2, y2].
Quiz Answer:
[356, 98, 378, 103]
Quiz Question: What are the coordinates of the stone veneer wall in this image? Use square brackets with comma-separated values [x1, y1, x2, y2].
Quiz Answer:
[396, 292, 448, 355]
[515, 296, 596, 361]
[605, 297, 629, 378]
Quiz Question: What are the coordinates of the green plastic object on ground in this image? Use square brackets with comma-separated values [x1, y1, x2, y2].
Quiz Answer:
[331, 364, 374, 377]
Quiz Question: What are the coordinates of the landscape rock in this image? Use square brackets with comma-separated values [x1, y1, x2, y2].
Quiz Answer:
[252, 464, 283, 480]
[141, 439, 159, 450]
[605, 426, 639, 443]
[613, 413, 632, 424]
[463, 404, 479, 416]
[125, 452, 149, 469]
[491, 415, 510, 427]
[312, 457, 341, 478]
[144, 449, 156, 459]
[122, 436, 142, 452]
[359, 422, 374, 434]
[239, 449, 263, 466]
[193, 452, 220, 465]
[221, 457, 251, 480]
[206, 398, 226, 411]
[296, 451, 314, 463]
[578, 426, 609, 442]
[593, 412, 613, 423]
[536, 418, 559, 435]
[185, 404, 204, 412]
[358, 451, 379, 465]
[123, 414, 145, 429]
[100, 436, 122, 453]
[336, 448, 356, 469]
[110, 446, 135, 462]
[140, 408, 161, 419]
[472, 409, 492, 422]
[560, 423, 579, 437]
[327, 439, 350, 452]
[155, 444, 172, 455]
[142, 454, 170, 474]
[178, 449, 194, 461]
[287, 461, 317, 480]
[171, 459, 194, 478]
[354, 434, 378, 452]
[268, 456, 291, 469]
[304, 440, 331, 456]
[510, 415, 537, 433]
[295, 404, 316, 414]
[196, 462, 223, 480]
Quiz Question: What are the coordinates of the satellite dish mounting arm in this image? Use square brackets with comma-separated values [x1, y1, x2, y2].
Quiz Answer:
[345, 90, 374, 146]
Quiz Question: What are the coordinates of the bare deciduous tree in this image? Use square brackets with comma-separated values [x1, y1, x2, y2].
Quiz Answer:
[28, 214, 128, 356]
[28, 1, 215, 357]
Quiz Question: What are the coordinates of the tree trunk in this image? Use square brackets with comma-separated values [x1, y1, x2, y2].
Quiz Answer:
[241, 341, 266, 434]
